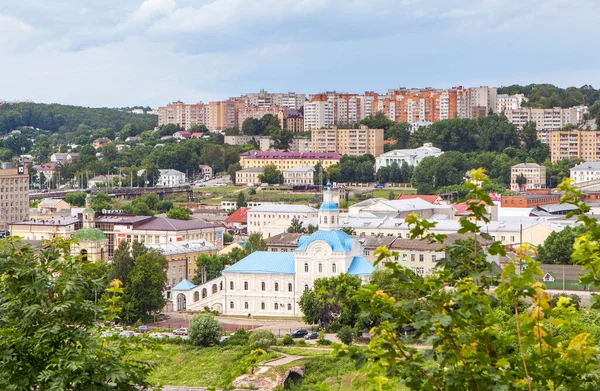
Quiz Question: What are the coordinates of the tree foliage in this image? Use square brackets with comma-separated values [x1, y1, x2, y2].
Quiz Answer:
[166, 206, 192, 220]
[537, 225, 586, 264]
[0, 238, 154, 390]
[259, 163, 283, 184]
[188, 314, 222, 347]
[122, 250, 168, 322]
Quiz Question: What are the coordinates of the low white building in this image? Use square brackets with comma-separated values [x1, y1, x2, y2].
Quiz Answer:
[570, 162, 600, 185]
[220, 200, 283, 212]
[283, 166, 315, 185]
[375, 143, 443, 171]
[510, 163, 546, 191]
[248, 204, 318, 235]
[138, 169, 187, 187]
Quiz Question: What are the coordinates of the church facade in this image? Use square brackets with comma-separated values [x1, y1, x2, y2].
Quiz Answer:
[171, 185, 374, 317]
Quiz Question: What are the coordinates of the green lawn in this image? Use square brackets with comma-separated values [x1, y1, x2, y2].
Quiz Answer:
[272, 346, 334, 357]
[371, 188, 417, 198]
[132, 344, 277, 388]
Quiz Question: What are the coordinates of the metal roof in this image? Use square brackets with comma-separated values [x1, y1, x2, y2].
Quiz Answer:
[347, 256, 374, 276]
[222, 251, 295, 274]
[296, 230, 354, 252]
[172, 279, 197, 291]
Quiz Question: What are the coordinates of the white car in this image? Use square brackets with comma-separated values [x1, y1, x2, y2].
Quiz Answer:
[173, 328, 188, 336]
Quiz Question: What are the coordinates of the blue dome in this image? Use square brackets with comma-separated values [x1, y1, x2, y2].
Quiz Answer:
[297, 230, 353, 252]
[320, 202, 339, 211]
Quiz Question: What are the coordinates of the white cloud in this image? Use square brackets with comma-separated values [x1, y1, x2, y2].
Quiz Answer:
[131, 0, 176, 22]
[0, 14, 36, 52]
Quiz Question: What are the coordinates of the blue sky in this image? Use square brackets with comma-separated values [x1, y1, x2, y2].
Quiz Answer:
[1, 0, 600, 107]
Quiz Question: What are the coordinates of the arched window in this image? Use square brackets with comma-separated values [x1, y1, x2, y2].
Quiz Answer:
[230, 301, 234, 309]
[219, 281, 223, 290]
[244, 302, 249, 309]
[274, 282, 279, 291]
[261, 282, 266, 291]
[261, 302, 265, 310]
[288, 283, 293, 292]
[318, 263, 322, 273]
[80, 249, 88, 262]
[202, 288, 207, 298]
[230, 281, 234, 290]
[287, 303, 292, 311]
[244, 281, 249, 290]
[274, 303, 279, 310]
[304, 263, 309, 273]
[332, 263, 337, 273]
[212, 284, 218, 294]
[194, 291, 200, 302]
[324, 216, 328, 224]
[304, 284, 309, 291]
[332, 216, 335, 224]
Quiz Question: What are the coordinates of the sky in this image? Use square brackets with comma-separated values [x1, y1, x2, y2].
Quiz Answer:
[2, 0, 600, 108]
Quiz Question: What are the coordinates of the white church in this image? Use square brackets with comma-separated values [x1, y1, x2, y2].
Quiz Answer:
[171, 184, 374, 317]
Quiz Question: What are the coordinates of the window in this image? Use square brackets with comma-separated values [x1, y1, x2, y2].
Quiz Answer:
[261, 282, 266, 291]
[318, 263, 322, 273]
[288, 303, 292, 311]
[261, 302, 265, 310]
[244, 281, 248, 290]
[219, 281, 223, 291]
[304, 284, 309, 291]
[324, 216, 328, 224]
[230, 301, 234, 309]
[244, 302, 249, 309]
[411, 254, 416, 262]
[288, 283, 293, 292]
[432, 255, 437, 262]
[230, 281, 234, 290]
[274, 303, 279, 310]
[501, 236, 506, 241]
[365, 250, 370, 256]
[274, 282, 279, 292]
[332, 264, 337, 273]
[402, 253, 408, 261]
[510, 236, 515, 242]
[419, 254, 424, 262]
[304, 263, 309, 273]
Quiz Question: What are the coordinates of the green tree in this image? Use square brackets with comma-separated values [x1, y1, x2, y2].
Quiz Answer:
[336, 325, 355, 345]
[287, 217, 306, 233]
[0, 238, 154, 390]
[249, 329, 277, 349]
[537, 225, 585, 264]
[242, 118, 260, 135]
[272, 129, 294, 151]
[516, 173, 527, 192]
[520, 121, 539, 150]
[245, 233, 267, 255]
[299, 274, 362, 329]
[188, 314, 222, 347]
[65, 191, 87, 207]
[236, 191, 247, 208]
[167, 206, 192, 220]
[228, 162, 242, 185]
[259, 163, 283, 184]
[91, 192, 113, 211]
[110, 240, 147, 287]
[122, 250, 168, 322]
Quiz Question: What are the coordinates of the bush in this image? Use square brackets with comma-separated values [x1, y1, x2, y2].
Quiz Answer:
[337, 325, 355, 345]
[295, 339, 307, 347]
[188, 314, 222, 347]
[317, 338, 332, 346]
[249, 329, 277, 349]
[223, 233, 234, 244]
[550, 293, 581, 310]
[281, 335, 294, 346]
[222, 328, 250, 346]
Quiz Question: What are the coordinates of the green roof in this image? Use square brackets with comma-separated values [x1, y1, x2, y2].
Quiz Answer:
[72, 228, 107, 242]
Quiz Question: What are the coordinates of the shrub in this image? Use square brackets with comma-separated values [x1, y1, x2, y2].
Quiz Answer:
[295, 339, 307, 347]
[281, 335, 294, 346]
[222, 328, 250, 346]
[550, 293, 581, 310]
[336, 325, 354, 345]
[317, 338, 332, 346]
[188, 314, 222, 347]
[249, 329, 277, 349]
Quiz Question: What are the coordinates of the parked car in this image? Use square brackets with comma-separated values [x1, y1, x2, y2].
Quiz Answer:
[173, 328, 188, 336]
[137, 325, 150, 333]
[304, 332, 318, 340]
[149, 333, 168, 339]
[119, 331, 135, 338]
[374, 183, 385, 188]
[246, 183, 255, 187]
[290, 329, 309, 338]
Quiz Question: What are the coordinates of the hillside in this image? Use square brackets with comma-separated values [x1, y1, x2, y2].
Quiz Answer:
[0, 102, 157, 133]
[497, 83, 600, 110]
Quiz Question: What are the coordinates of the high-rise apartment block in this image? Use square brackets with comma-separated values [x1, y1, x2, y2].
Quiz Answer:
[304, 94, 334, 131]
[506, 106, 588, 132]
[237, 105, 283, 126]
[467, 86, 498, 118]
[0, 164, 29, 229]
[312, 125, 384, 157]
[207, 100, 245, 131]
[244, 90, 305, 110]
[158, 101, 208, 130]
[546, 129, 600, 163]
[496, 94, 527, 113]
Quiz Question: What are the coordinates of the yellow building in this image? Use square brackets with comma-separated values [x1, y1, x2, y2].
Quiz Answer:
[545, 129, 600, 163]
[278, 109, 304, 132]
[239, 151, 341, 171]
[0, 165, 29, 229]
[9, 217, 81, 241]
[312, 125, 384, 157]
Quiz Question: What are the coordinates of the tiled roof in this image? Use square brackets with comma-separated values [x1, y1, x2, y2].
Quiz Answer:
[222, 251, 295, 274]
[265, 232, 303, 246]
[225, 207, 250, 223]
[396, 194, 440, 204]
[296, 230, 354, 252]
[172, 279, 197, 290]
[347, 256, 374, 276]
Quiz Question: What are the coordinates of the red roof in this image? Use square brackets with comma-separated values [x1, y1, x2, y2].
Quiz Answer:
[396, 194, 440, 204]
[241, 150, 342, 160]
[225, 207, 249, 224]
[453, 200, 487, 215]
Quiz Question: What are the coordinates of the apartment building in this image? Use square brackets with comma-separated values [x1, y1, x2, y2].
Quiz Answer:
[0, 164, 29, 229]
[510, 163, 546, 191]
[208, 100, 244, 131]
[467, 86, 498, 118]
[158, 101, 207, 130]
[546, 129, 600, 163]
[506, 106, 587, 131]
[247, 204, 318, 234]
[244, 90, 305, 110]
[239, 151, 342, 171]
[278, 110, 304, 132]
[304, 94, 334, 131]
[237, 105, 283, 125]
[224, 135, 312, 152]
[496, 94, 527, 113]
[312, 125, 384, 157]
[570, 162, 600, 184]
